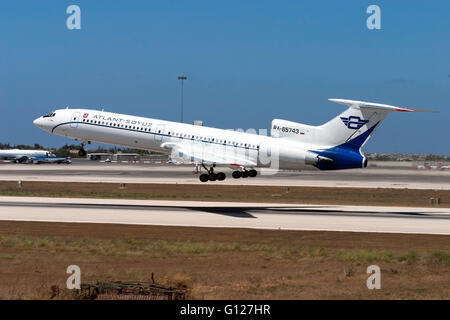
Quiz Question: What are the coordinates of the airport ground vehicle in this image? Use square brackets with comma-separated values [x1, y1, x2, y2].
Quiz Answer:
[0, 149, 55, 163]
[30, 156, 72, 164]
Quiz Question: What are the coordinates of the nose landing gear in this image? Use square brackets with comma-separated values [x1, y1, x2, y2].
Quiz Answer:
[78, 144, 87, 157]
[77, 141, 90, 157]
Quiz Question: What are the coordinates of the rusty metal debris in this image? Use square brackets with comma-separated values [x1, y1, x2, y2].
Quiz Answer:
[74, 278, 186, 300]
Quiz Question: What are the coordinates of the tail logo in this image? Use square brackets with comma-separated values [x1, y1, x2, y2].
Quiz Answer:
[341, 116, 369, 129]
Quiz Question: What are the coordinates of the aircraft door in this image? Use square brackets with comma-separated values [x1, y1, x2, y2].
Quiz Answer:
[70, 112, 81, 128]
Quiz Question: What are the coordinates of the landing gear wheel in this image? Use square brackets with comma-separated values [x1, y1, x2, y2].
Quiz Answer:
[241, 171, 249, 178]
[78, 148, 87, 157]
[248, 169, 257, 177]
[217, 172, 226, 181]
[198, 164, 227, 182]
[232, 171, 241, 179]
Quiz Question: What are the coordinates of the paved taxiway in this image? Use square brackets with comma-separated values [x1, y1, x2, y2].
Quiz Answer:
[0, 160, 449, 189]
[0, 197, 449, 235]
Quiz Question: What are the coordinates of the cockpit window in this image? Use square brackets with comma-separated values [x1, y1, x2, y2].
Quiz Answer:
[43, 112, 56, 118]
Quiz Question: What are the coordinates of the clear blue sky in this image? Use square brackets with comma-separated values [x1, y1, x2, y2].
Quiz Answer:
[1, 1, 449, 154]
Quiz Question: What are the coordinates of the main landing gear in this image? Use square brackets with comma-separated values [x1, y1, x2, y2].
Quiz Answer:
[232, 169, 257, 179]
[198, 164, 226, 183]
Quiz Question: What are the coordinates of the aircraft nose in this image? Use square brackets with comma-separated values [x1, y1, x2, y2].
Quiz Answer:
[33, 117, 45, 130]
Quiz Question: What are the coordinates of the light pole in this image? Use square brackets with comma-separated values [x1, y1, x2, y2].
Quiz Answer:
[178, 76, 187, 122]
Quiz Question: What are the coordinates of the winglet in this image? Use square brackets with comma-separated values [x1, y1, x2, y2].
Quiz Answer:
[328, 99, 436, 113]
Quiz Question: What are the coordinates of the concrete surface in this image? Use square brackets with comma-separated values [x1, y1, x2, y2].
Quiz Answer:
[0, 160, 449, 189]
[0, 196, 449, 235]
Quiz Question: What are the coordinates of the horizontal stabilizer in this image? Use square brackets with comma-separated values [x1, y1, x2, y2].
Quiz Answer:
[328, 99, 436, 113]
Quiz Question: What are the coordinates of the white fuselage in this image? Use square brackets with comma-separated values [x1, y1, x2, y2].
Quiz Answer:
[0, 149, 52, 161]
[33, 109, 324, 170]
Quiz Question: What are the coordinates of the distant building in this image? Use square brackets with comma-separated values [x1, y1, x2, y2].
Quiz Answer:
[112, 153, 140, 161]
[87, 153, 113, 161]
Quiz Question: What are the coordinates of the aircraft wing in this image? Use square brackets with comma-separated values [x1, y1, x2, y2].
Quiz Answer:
[161, 142, 257, 167]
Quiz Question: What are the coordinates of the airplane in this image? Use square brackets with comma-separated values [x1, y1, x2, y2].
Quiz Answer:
[0, 149, 56, 163]
[33, 99, 432, 182]
[31, 156, 72, 164]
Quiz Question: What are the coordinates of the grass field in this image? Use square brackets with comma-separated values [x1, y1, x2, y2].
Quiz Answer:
[0, 181, 449, 207]
[0, 221, 448, 299]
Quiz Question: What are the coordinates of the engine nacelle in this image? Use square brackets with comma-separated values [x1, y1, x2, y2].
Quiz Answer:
[258, 142, 363, 171]
[305, 151, 333, 165]
[258, 142, 328, 170]
[311, 147, 365, 170]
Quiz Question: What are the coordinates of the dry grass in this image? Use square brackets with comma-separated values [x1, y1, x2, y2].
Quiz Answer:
[0, 181, 449, 207]
[0, 221, 448, 300]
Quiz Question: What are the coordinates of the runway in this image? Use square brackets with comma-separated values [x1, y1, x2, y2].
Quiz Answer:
[0, 196, 449, 235]
[0, 160, 449, 189]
